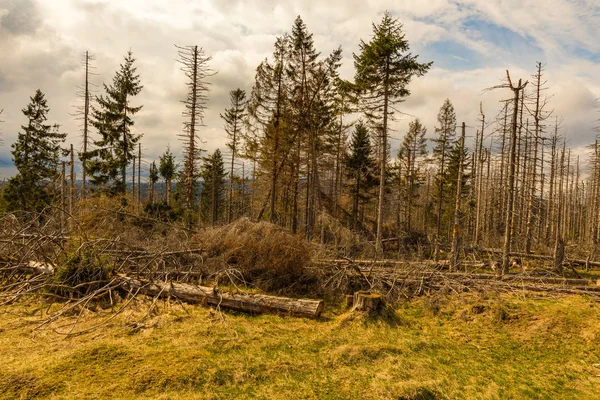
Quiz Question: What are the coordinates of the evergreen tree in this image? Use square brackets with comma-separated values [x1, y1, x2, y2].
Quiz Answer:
[444, 140, 471, 203]
[432, 98, 457, 256]
[83, 50, 143, 194]
[3, 90, 66, 213]
[221, 88, 247, 222]
[354, 11, 432, 250]
[345, 121, 377, 230]
[159, 147, 177, 206]
[398, 118, 428, 232]
[148, 161, 159, 204]
[200, 149, 226, 225]
[248, 34, 291, 223]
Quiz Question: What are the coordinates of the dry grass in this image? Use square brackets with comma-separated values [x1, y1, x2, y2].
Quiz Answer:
[1, 293, 599, 399]
[193, 218, 314, 293]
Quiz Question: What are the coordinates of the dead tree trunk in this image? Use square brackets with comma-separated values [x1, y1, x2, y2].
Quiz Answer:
[69, 144, 75, 216]
[554, 140, 566, 273]
[450, 122, 466, 271]
[117, 276, 324, 318]
[502, 72, 528, 274]
[474, 104, 486, 246]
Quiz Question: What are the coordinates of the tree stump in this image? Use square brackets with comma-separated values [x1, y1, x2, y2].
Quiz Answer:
[345, 294, 354, 307]
[352, 292, 382, 311]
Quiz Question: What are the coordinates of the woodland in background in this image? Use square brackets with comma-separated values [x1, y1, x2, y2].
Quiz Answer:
[1, 12, 600, 276]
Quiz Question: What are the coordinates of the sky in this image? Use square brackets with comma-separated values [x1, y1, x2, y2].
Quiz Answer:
[0, 0, 599, 178]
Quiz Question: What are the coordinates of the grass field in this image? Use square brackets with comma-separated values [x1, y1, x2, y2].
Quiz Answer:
[1, 293, 599, 399]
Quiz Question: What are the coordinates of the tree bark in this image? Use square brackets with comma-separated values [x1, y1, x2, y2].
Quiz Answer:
[117, 276, 324, 318]
[502, 72, 528, 274]
[450, 122, 465, 271]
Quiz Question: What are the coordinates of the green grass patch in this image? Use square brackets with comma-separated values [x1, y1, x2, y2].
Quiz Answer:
[0, 294, 599, 399]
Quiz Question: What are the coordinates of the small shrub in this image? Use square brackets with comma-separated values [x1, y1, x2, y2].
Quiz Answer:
[51, 244, 114, 298]
[143, 201, 182, 222]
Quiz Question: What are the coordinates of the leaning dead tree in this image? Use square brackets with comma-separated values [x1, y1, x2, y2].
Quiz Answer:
[176, 45, 214, 210]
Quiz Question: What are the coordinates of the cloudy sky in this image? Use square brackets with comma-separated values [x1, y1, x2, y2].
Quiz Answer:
[0, 0, 598, 178]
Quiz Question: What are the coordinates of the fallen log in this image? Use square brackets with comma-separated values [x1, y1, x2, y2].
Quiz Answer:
[352, 269, 593, 287]
[116, 276, 324, 318]
[1, 261, 55, 276]
[476, 248, 600, 268]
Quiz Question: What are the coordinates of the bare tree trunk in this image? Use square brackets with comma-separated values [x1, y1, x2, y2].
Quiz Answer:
[554, 141, 566, 273]
[502, 72, 528, 274]
[375, 70, 390, 253]
[81, 51, 91, 200]
[166, 178, 172, 206]
[138, 144, 141, 209]
[212, 162, 217, 226]
[450, 123, 466, 271]
[61, 161, 66, 229]
[69, 144, 75, 216]
[545, 130, 558, 245]
[132, 155, 136, 206]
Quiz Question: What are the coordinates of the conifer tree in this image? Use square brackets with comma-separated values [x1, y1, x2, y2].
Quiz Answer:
[148, 161, 159, 204]
[3, 90, 66, 213]
[398, 118, 427, 232]
[221, 88, 247, 222]
[83, 50, 143, 194]
[159, 147, 177, 206]
[200, 149, 226, 226]
[249, 34, 290, 223]
[432, 98, 457, 258]
[354, 11, 431, 251]
[346, 121, 377, 230]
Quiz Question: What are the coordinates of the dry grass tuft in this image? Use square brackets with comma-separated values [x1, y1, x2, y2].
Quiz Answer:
[193, 218, 314, 293]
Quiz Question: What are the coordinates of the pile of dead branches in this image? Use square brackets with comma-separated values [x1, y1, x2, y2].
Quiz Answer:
[310, 258, 600, 305]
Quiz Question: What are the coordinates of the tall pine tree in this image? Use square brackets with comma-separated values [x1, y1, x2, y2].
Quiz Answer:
[398, 118, 428, 232]
[354, 11, 431, 250]
[200, 149, 226, 226]
[432, 98, 457, 257]
[83, 50, 143, 194]
[3, 90, 66, 213]
[159, 147, 177, 206]
[221, 88, 247, 223]
[346, 121, 377, 230]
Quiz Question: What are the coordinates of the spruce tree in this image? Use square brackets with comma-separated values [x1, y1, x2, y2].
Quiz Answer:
[200, 149, 226, 226]
[398, 118, 428, 232]
[345, 121, 377, 230]
[3, 90, 66, 213]
[148, 161, 159, 204]
[432, 98, 457, 257]
[221, 88, 247, 222]
[159, 147, 177, 206]
[248, 34, 290, 223]
[354, 11, 432, 250]
[83, 50, 143, 194]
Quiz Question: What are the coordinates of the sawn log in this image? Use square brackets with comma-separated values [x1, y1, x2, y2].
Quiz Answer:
[116, 275, 324, 318]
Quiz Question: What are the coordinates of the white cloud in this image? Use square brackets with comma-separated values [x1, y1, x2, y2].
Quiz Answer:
[0, 0, 598, 179]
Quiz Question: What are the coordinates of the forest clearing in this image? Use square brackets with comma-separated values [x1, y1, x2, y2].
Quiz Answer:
[1, 1, 600, 399]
